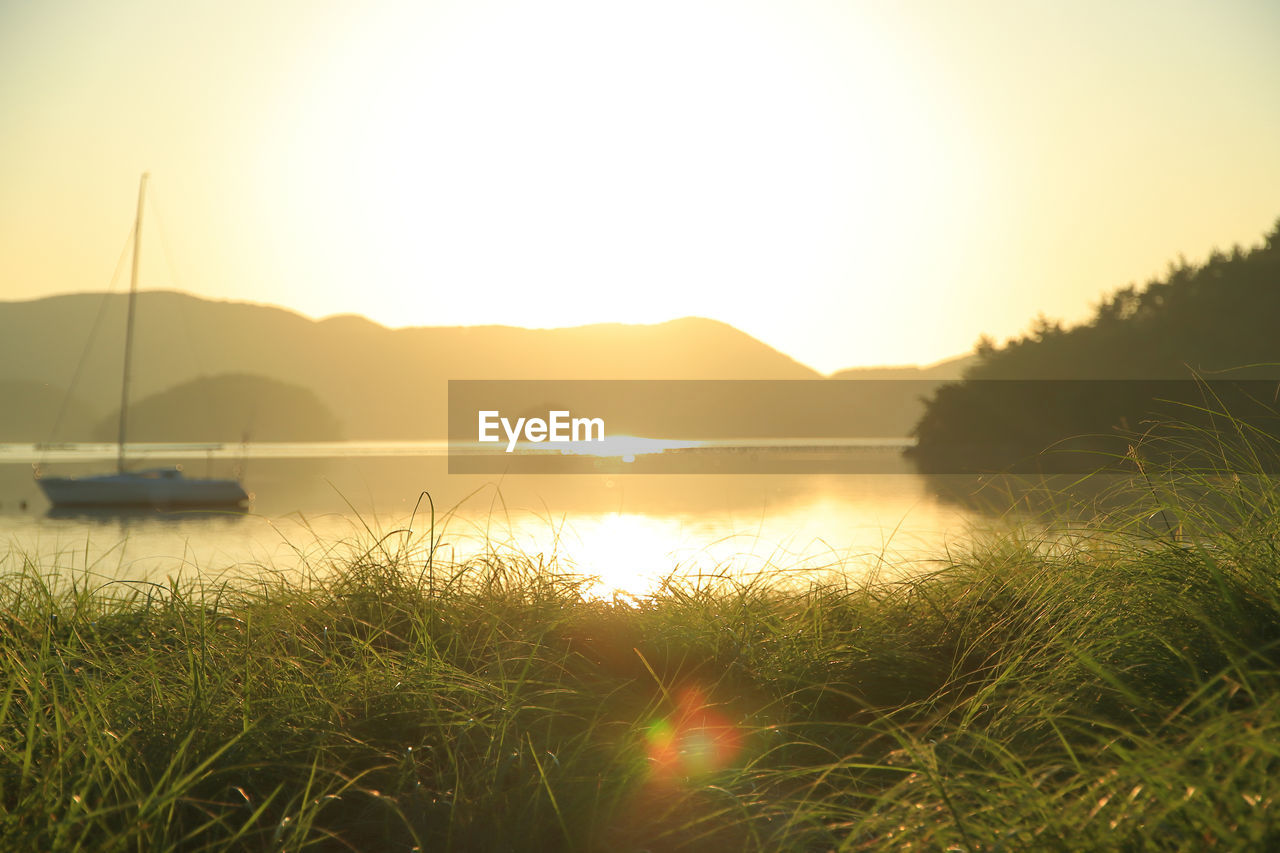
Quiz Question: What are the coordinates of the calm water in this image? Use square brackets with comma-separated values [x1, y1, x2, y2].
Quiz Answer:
[0, 442, 1006, 598]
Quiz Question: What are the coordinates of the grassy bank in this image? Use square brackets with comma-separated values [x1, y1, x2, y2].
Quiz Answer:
[3, 464, 1280, 851]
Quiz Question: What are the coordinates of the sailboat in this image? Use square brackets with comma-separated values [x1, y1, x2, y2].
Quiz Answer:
[36, 174, 249, 509]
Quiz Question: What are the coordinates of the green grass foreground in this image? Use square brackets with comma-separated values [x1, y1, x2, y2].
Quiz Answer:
[3, 468, 1280, 851]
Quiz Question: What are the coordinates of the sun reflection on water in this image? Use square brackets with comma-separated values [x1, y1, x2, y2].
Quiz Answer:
[559, 512, 685, 600]
[1, 469, 988, 597]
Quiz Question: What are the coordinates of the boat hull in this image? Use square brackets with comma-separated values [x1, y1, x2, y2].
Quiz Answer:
[37, 470, 248, 509]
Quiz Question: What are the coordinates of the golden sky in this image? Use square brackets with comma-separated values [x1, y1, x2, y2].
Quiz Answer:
[3, 0, 1278, 373]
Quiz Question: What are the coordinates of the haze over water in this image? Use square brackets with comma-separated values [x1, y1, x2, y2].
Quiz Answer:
[1, 442, 988, 599]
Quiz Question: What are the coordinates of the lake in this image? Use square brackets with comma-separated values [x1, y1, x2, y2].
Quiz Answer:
[0, 441, 1012, 598]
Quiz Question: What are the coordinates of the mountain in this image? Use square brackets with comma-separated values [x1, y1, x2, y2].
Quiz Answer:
[0, 381, 100, 442]
[91, 374, 342, 442]
[0, 292, 819, 439]
[828, 354, 974, 381]
[814, 355, 976, 438]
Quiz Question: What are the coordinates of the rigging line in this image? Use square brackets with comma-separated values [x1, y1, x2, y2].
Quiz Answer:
[41, 227, 136, 461]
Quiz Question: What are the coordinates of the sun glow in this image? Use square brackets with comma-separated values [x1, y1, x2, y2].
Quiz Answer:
[256, 0, 981, 369]
[6, 2, 1280, 372]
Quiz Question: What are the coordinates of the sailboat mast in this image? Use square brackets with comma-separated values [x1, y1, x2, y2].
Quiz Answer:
[117, 172, 148, 474]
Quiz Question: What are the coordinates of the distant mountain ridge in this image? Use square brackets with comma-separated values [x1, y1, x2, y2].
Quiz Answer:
[91, 374, 343, 442]
[0, 381, 99, 442]
[2, 292, 832, 440]
[829, 354, 975, 382]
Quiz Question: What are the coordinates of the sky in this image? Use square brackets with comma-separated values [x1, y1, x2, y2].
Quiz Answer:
[2, 0, 1279, 374]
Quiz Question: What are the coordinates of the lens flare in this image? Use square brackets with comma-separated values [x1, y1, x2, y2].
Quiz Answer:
[643, 686, 743, 782]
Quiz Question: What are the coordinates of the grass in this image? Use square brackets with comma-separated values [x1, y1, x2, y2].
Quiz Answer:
[3, 430, 1280, 850]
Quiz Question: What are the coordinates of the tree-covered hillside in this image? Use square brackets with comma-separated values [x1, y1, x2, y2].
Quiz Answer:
[910, 220, 1280, 473]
